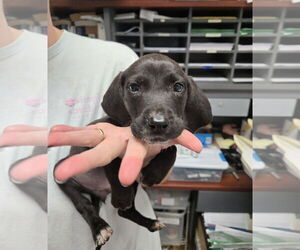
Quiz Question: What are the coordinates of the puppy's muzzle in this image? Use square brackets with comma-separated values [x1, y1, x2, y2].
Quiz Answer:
[147, 114, 169, 132]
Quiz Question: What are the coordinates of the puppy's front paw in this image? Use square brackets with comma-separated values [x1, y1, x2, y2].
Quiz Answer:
[149, 220, 166, 232]
[95, 226, 113, 249]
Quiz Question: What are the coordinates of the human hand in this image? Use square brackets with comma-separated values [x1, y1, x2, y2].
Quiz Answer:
[49, 123, 202, 186]
[0, 125, 47, 182]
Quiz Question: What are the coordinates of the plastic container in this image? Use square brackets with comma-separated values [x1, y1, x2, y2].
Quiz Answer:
[155, 210, 186, 246]
[147, 189, 190, 210]
[171, 145, 229, 182]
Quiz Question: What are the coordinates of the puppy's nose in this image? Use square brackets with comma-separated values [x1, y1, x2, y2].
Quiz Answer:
[148, 114, 169, 130]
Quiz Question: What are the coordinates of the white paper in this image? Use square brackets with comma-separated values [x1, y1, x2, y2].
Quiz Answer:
[140, 9, 172, 22]
[254, 213, 296, 230]
[144, 47, 186, 51]
[272, 78, 300, 82]
[174, 145, 229, 170]
[275, 63, 300, 67]
[236, 63, 268, 68]
[279, 44, 300, 51]
[193, 77, 228, 82]
[188, 63, 230, 67]
[238, 43, 272, 51]
[114, 12, 136, 20]
[233, 77, 264, 82]
[204, 213, 251, 230]
[190, 42, 234, 51]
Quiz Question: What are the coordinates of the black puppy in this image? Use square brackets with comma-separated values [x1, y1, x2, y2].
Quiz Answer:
[54, 53, 212, 249]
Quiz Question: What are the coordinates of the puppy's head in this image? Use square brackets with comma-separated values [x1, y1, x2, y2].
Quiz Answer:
[102, 54, 212, 143]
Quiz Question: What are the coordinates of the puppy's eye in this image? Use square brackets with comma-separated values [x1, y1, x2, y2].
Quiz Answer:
[128, 83, 141, 93]
[173, 82, 185, 93]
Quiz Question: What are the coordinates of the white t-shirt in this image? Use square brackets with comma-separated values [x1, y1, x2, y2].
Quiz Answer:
[0, 30, 47, 250]
[48, 31, 161, 250]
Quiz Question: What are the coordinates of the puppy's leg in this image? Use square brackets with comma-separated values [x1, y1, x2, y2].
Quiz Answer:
[59, 180, 113, 249]
[104, 159, 163, 231]
[141, 146, 177, 187]
[104, 158, 136, 210]
[91, 195, 101, 215]
[118, 182, 165, 232]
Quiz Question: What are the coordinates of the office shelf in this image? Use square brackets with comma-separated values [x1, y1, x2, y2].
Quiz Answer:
[108, 6, 299, 96]
[50, 3, 300, 104]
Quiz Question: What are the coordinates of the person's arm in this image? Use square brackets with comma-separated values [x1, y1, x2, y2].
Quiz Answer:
[49, 123, 202, 186]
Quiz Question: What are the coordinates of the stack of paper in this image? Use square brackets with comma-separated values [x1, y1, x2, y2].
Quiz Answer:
[278, 44, 300, 51]
[272, 78, 300, 83]
[254, 213, 297, 230]
[193, 77, 228, 82]
[192, 16, 237, 20]
[204, 213, 251, 230]
[273, 135, 300, 179]
[188, 63, 230, 68]
[236, 63, 268, 68]
[234, 135, 266, 178]
[238, 43, 273, 51]
[139, 9, 182, 22]
[114, 12, 137, 20]
[144, 47, 186, 52]
[233, 77, 264, 82]
[207, 225, 252, 248]
[275, 63, 300, 67]
[190, 42, 234, 51]
[254, 226, 300, 246]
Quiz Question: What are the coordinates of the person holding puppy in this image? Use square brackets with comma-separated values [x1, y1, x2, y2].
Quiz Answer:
[48, 10, 203, 250]
[0, 0, 47, 249]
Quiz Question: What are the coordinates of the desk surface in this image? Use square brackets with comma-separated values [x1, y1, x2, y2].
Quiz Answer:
[154, 172, 300, 192]
[154, 173, 252, 192]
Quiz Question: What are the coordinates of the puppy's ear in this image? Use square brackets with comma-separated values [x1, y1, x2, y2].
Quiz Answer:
[185, 77, 212, 132]
[101, 72, 131, 124]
